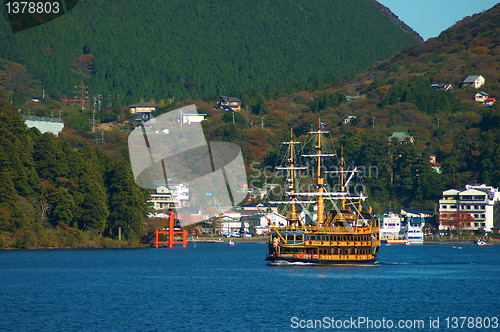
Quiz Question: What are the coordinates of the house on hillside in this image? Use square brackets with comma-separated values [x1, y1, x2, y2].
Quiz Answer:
[131, 112, 152, 126]
[128, 102, 156, 114]
[340, 115, 356, 126]
[431, 83, 452, 91]
[216, 96, 241, 112]
[475, 91, 489, 103]
[429, 155, 442, 174]
[388, 132, 414, 144]
[462, 75, 485, 89]
[484, 97, 496, 106]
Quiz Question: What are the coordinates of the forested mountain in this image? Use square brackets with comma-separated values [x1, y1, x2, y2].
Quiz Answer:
[0, 3, 498, 247]
[198, 4, 500, 212]
[0, 0, 420, 104]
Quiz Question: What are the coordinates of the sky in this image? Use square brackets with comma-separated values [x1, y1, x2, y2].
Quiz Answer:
[377, 0, 499, 40]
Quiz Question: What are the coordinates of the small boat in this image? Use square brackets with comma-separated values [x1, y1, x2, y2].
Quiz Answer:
[386, 239, 406, 244]
[228, 240, 235, 247]
[476, 239, 487, 246]
[404, 241, 411, 246]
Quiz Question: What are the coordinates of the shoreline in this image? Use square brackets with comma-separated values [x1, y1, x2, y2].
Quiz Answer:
[2, 236, 499, 250]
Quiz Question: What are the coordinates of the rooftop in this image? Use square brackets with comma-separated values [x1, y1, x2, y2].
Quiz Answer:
[128, 102, 156, 108]
[463, 75, 482, 83]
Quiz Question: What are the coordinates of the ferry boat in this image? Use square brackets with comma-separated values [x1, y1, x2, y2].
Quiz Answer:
[265, 121, 380, 265]
[405, 222, 424, 244]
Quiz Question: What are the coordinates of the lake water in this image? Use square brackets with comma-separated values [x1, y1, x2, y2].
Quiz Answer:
[0, 243, 499, 331]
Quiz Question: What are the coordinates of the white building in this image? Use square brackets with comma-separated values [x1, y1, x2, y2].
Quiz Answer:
[439, 184, 500, 232]
[129, 102, 156, 114]
[149, 184, 190, 212]
[181, 112, 207, 125]
[244, 212, 288, 235]
[24, 116, 64, 136]
[462, 75, 485, 89]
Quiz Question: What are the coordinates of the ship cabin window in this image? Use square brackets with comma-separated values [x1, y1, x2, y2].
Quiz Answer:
[319, 249, 328, 255]
[309, 235, 316, 241]
[332, 248, 338, 255]
[321, 236, 326, 241]
[295, 234, 303, 242]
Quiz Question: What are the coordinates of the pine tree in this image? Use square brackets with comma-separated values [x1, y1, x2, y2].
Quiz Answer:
[106, 160, 146, 238]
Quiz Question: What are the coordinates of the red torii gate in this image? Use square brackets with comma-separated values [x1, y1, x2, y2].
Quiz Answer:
[154, 210, 187, 248]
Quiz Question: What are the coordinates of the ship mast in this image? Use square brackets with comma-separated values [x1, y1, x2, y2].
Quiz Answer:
[287, 129, 299, 226]
[316, 119, 325, 225]
[275, 129, 303, 226]
[341, 146, 346, 210]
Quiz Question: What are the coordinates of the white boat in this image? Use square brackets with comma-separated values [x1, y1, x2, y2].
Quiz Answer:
[477, 239, 487, 246]
[228, 240, 235, 247]
[406, 222, 424, 244]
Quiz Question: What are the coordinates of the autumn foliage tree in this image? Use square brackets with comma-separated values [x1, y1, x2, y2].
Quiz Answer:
[438, 212, 475, 234]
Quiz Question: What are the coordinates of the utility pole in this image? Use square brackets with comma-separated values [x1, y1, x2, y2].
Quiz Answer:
[92, 96, 96, 132]
[372, 116, 375, 128]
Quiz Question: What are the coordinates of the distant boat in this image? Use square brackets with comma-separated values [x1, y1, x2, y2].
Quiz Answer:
[228, 240, 235, 247]
[477, 239, 487, 246]
[406, 222, 424, 244]
[404, 241, 411, 246]
[387, 239, 406, 244]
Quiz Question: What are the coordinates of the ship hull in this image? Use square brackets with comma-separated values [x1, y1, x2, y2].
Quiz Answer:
[265, 255, 376, 265]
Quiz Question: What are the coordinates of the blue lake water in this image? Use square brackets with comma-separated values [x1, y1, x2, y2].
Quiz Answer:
[0, 243, 499, 331]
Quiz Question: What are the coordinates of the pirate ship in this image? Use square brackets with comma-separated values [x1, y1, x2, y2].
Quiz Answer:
[265, 121, 380, 264]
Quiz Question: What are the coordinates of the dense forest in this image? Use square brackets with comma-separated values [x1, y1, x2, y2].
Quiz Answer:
[0, 95, 149, 248]
[0, 0, 420, 104]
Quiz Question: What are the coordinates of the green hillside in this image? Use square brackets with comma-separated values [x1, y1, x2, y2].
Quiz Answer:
[198, 4, 500, 212]
[0, 0, 420, 104]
